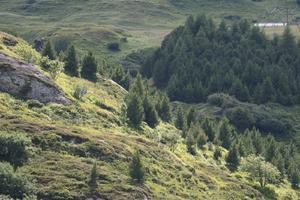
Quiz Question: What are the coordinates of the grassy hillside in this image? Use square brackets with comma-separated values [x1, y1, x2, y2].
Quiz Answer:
[1, 32, 299, 199]
[1, 0, 300, 62]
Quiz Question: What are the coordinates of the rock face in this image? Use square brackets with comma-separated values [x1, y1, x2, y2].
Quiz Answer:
[0, 53, 71, 104]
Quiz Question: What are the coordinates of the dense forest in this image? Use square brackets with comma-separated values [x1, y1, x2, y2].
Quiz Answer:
[142, 15, 300, 105]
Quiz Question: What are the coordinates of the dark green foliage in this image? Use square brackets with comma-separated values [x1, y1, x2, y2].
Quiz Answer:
[81, 52, 98, 82]
[111, 65, 131, 90]
[143, 96, 159, 128]
[175, 107, 186, 130]
[196, 131, 208, 149]
[0, 132, 30, 169]
[226, 107, 255, 132]
[187, 108, 196, 127]
[107, 42, 120, 51]
[89, 162, 98, 191]
[42, 41, 55, 60]
[64, 45, 79, 76]
[186, 128, 196, 155]
[218, 118, 234, 149]
[73, 85, 88, 100]
[126, 94, 144, 127]
[144, 15, 300, 105]
[129, 151, 145, 184]
[213, 147, 222, 160]
[157, 96, 172, 122]
[226, 145, 240, 171]
[0, 162, 31, 199]
[201, 118, 215, 142]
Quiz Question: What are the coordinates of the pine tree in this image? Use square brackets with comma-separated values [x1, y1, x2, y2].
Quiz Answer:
[219, 118, 233, 149]
[89, 162, 98, 191]
[201, 118, 215, 142]
[81, 52, 98, 82]
[214, 147, 222, 160]
[126, 94, 144, 127]
[291, 169, 300, 189]
[196, 131, 208, 149]
[159, 97, 172, 122]
[187, 108, 196, 127]
[175, 107, 186, 130]
[143, 96, 159, 128]
[129, 151, 145, 184]
[186, 128, 196, 155]
[42, 41, 55, 60]
[64, 45, 79, 76]
[226, 145, 240, 171]
[131, 74, 145, 98]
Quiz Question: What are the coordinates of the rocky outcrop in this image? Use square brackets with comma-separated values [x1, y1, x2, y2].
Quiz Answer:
[0, 53, 71, 104]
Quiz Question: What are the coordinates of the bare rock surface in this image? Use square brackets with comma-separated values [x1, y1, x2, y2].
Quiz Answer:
[0, 53, 71, 104]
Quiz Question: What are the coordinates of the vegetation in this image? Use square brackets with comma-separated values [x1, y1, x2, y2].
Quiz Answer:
[129, 151, 145, 184]
[143, 16, 300, 105]
[81, 52, 98, 82]
[0, 162, 32, 199]
[1, 2, 300, 198]
[42, 41, 55, 60]
[89, 162, 98, 192]
[64, 45, 79, 77]
[0, 132, 30, 169]
[73, 84, 88, 100]
[240, 155, 281, 188]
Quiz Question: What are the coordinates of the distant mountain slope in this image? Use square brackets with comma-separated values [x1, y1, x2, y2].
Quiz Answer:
[1, 0, 300, 61]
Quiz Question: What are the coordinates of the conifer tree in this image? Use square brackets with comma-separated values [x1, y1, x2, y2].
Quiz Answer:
[42, 41, 55, 60]
[89, 162, 98, 191]
[196, 131, 208, 149]
[187, 108, 196, 127]
[226, 145, 240, 171]
[159, 97, 172, 122]
[219, 118, 233, 149]
[64, 45, 79, 76]
[129, 151, 145, 184]
[214, 147, 222, 160]
[201, 118, 215, 142]
[126, 94, 144, 127]
[143, 96, 159, 128]
[81, 52, 98, 82]
[175, 107, 186, 130]
[186, 129, 196, 155]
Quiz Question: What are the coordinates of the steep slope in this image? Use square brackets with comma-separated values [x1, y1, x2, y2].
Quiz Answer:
[0, 32, 299, 200]
[1, 0, 300, 61]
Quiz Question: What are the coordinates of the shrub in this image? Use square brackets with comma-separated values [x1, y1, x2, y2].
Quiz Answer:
[3, 36, 18, 46]
[161, 132, 180, 151]
[129, 151, 145, 184]
[89, 162, 98, 191]
[107, 42, 120, 51]
[240, 155, 281, 187]
[73, 85, 88, 100]
[0, 132, 31, 169]
[15, 43, 41, 64]
[213, 147, 222, 160]
[226, 107, 255, 132]
[49, 60, 64, 80]
[27, 99, 44, 108]
[0, 162, 32, 199]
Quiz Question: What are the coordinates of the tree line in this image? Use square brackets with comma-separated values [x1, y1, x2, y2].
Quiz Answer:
[174, 108, 300, 189]
[142, 15, 300, 105]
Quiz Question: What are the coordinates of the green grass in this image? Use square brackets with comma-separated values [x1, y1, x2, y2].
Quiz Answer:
[1, 0, 300, 62]
[0, 31, 299, 200]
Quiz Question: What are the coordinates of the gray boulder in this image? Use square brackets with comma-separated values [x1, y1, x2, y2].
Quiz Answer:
[0, 53, 71, 104]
